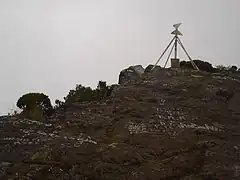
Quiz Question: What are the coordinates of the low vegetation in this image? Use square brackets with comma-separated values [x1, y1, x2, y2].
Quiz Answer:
[180, 59, 239, 73]
[16, 92, 53, 120]
[16, 81, 118, 120]
[63, 81, 118, 104]
[14, 60, 239, 121]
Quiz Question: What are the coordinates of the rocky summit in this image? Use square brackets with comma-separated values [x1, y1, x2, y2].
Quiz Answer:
[1, 67, 240, 180]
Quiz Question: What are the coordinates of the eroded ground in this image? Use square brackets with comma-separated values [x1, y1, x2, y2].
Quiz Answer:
[1, 70, 240, 179]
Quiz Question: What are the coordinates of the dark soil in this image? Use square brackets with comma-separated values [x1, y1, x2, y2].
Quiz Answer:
[1, 69, 240, 180]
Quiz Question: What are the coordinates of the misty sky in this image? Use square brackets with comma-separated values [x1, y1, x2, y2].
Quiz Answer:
[0, 0, 239, 114]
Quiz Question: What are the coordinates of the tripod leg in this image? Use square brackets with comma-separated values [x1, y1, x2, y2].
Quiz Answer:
[164, 42, 175, 68]
[151, 36, 175, 71]
[177, 37, 199, 71]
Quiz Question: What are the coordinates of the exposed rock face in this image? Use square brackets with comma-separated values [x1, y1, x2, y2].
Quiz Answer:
[118, 65, 144, 85]
[1, 68, 240, 179]
[144, 64, 161, 73]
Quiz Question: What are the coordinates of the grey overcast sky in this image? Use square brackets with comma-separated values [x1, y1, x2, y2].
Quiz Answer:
[0, 0, 239, 114]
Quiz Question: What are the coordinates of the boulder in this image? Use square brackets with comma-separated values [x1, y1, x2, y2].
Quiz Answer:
[144, 64, 161, 73]
[118, 65, 144, 85]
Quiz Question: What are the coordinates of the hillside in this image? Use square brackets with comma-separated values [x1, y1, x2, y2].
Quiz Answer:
[1, 67, 240, 179]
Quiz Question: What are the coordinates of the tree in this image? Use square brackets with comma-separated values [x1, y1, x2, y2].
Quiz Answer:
[54, 99, 64, 108]
[16, 93, 53, 117]
[96, 81, 108, 99]
[97, 81, 107, 90]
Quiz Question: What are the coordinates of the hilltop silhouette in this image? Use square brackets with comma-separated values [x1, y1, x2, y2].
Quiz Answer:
[1, 60, 240, 179]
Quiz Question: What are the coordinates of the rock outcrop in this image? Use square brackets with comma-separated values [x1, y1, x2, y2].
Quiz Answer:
[1, 68, 240, 179]
[118, 65, 144, 84]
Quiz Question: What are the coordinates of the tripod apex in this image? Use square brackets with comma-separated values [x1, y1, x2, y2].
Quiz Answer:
[172, 23, 183, 36]
[171, 29, 183, 36]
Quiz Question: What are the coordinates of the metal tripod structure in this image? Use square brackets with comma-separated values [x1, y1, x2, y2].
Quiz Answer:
[151, 23, 199, 71]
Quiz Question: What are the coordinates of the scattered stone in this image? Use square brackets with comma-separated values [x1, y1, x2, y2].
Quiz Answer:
[1, 67, 240, 179]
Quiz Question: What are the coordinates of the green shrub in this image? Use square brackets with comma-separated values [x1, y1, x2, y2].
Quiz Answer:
[54, 99, 64, 108]
[16, 92, 53, 117]
[64, 81, 117, 104]
[180, 60, 216, 73]
[230, 65, 238, 72]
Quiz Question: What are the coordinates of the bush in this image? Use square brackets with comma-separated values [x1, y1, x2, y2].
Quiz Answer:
[64, 81, 117, 104]
[180, 60, 216, 73]
[230, 65, 238, 72]
[64, 85, 98, 104]
[54, 99, 64, 109]
[180, 60, 192, 69]
[16, 93, 53, 118]
[215, 65, 226, 71]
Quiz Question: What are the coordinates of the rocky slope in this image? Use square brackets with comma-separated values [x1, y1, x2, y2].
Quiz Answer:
[1, 68, 240, 179]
